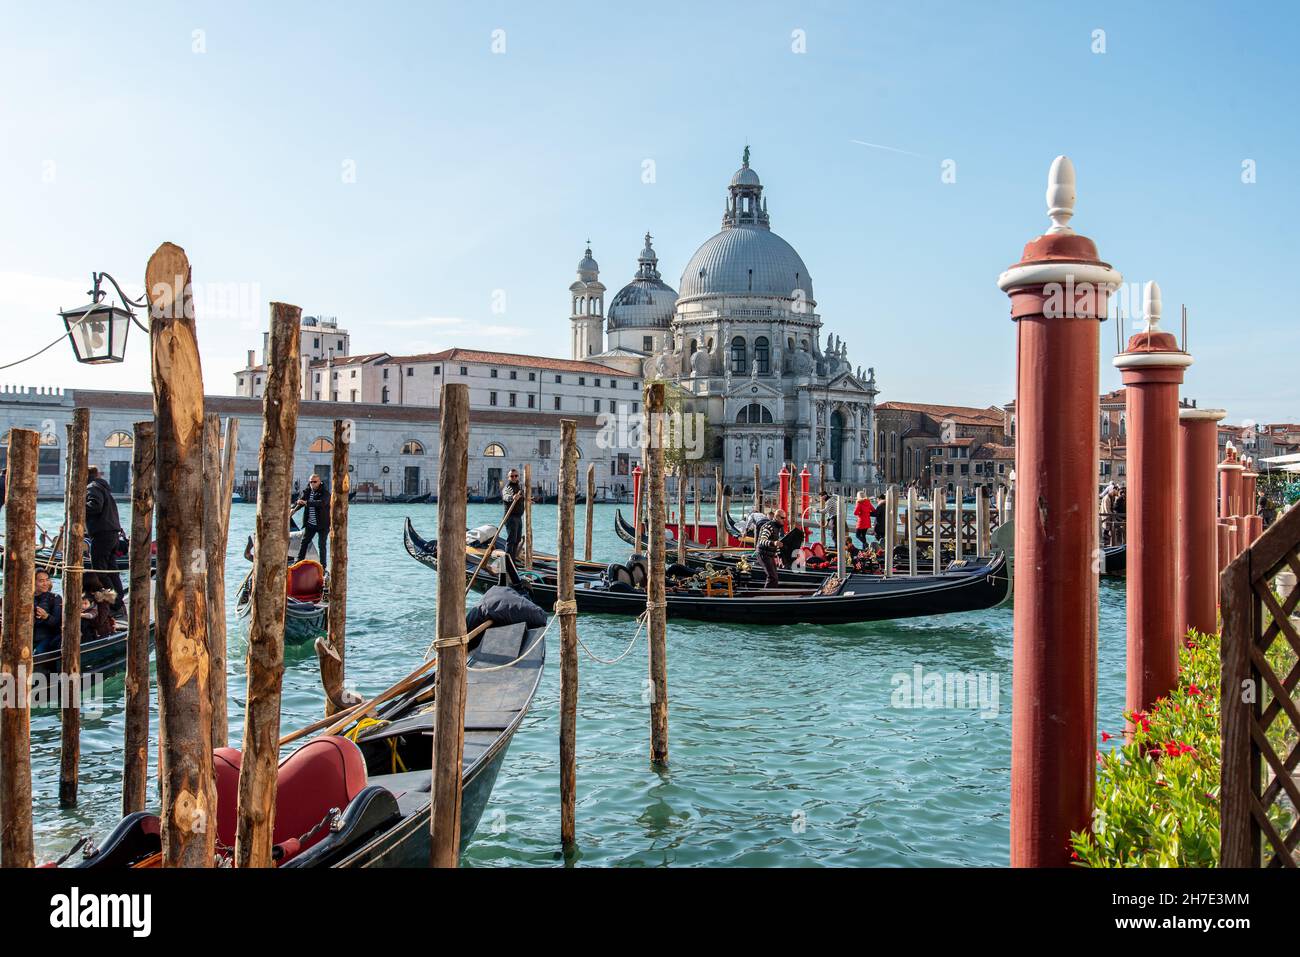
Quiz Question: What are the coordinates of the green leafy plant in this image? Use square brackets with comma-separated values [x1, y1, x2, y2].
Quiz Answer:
[1071, 630, 1222, 867]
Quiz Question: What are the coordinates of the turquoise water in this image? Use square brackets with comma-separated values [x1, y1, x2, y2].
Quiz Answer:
[22, 501, 1127, 867]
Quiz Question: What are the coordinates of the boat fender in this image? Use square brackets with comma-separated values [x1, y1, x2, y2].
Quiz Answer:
[466, 524, 498, 546]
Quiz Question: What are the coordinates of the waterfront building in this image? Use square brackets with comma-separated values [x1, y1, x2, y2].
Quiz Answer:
[0, 384, 625, 502]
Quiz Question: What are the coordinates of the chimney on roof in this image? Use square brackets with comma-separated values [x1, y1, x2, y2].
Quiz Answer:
[247, 349, 255, 369]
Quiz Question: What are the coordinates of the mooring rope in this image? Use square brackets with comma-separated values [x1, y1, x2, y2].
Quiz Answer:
[573, 599, 664, 666]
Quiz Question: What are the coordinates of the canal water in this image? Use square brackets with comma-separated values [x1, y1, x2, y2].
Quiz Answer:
[26, 501, 1127, 867]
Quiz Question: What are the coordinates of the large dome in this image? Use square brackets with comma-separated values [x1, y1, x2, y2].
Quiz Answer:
[678, 225, 813, 302]
[608, 232, 678, 330]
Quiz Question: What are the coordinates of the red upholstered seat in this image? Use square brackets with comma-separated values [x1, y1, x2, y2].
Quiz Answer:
[287, 559, 325, 601]
[810, 542, 827, 559]
[209, 735, 367, 864]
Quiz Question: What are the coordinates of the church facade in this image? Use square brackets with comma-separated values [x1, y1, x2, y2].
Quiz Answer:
[572, 150, 879, 488]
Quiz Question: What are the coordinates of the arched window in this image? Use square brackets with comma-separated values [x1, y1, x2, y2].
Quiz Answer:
[754, 337, 770, 375]
[484, 443, 506, 457]
[730, 336, 747, 374]
[105, 430, 134, 448]
[401, 440, 425, 455]
[309, 436, 334, 453]
[735, 403, 773, 424]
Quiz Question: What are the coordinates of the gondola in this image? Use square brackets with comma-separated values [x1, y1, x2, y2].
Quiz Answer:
[32, 620, 154, 684]
[66, 621, 545, 868]
[403, 519, 1010, 626]
[236, 529, 328, 646]
[1101, 544, 1127, 577]
[613, 509, 956, 583]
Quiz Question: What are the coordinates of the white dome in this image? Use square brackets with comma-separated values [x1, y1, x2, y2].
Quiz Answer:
[678, 225, 813, 302]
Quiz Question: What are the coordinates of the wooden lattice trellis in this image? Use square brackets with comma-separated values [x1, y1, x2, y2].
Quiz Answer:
[1221, 502, 1300, 867]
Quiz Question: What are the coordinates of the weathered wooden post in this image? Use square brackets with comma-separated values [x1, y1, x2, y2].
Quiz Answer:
[954, 484, 964, 562]
[753, 463, 762, 514]
[835, 493, 847, 578]
[59, 407, 89, 808]
[932, 487, 944, 568]
[123, 420, 155, 814]
[523, 463, 534, 570]
[319, 417, 351, 715]
[145, 242, 216, 867]
[646, 384, 669, 767]
[995, 485, 1006, 526]
[997, 157, 1120, 866]
[235, 301, 302, 867]
[208, 416, 239, 747]
[692, 467, 701, 544]
[975, 485, 989, 557]
[431, 383, 470, 867]
[1176, 408, 1225, 638]
[1115, 281, 1193, 716]
[1, 429, 38, 867]
[884, 485, 897, 577]
[907, 486, 918, 576]
[715, 465, 723, 544]
[584, 462, 595, 563]
[558, 419, 579, 849]
[677, 469, 687, 565]
[201, 413, 227, 749]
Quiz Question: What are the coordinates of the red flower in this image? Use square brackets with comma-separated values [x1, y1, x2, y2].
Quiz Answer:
[1188, 684, 1202, 696]
[1100, 731, 1113, 743]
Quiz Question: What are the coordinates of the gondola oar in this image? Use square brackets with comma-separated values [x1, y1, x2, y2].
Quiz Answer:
[464, 492, 523, 597]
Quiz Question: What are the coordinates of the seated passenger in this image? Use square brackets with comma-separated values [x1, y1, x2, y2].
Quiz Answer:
[33, 569, 63, 656]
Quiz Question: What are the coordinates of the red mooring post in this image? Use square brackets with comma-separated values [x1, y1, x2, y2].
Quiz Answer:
[1176, 407, 1226, 640]
[778, 464, 791, 532]
[1218, 443, 1243, 521]
[997, 156, 1122, 867]
[1115, 282, 1192, 718]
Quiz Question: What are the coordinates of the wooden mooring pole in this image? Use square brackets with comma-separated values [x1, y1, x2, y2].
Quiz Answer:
[677, 469, 687, 565]
[954, 484, 964, 563]
[319, 417, 351, 715]
[123, 420, 155, 814]
[145, 242, 215, 867]
[584, 463, 595, 563]
[1, 429, 38, 867]
[523, 463, 534, 571]
[646, 384, 669, 767]
[884, 485, 897, 578]
[907, 486, 918, 576]
[201, 413, 227, 749]
[235, 301, 302, 867]
[753, 463, 761, 513]
[932, 487, 944, 568]
[210, 416, 239, 746]
[558, 419, 579, 849]
[431, 383, 470, 867]
[58, 407, 89, 808]
[975, 485, 988, 557]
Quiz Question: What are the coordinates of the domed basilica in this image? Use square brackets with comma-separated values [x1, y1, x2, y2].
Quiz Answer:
[570, 149, 879, 487]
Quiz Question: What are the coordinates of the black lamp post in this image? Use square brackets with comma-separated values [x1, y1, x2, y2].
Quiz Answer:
[58, 272, 147, 364]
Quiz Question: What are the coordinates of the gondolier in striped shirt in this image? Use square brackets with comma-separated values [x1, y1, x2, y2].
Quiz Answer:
[294, 473, 331, 567]
[502, 469, 525, 562]
[753, 509, 785, 588]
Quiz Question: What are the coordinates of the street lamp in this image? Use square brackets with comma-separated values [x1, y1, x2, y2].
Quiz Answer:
[58, 272, 147, 364]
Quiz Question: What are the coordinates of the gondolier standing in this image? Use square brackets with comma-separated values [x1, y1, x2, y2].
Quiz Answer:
[502, 468, 525, 561]
[295, 473, 331, 567]
[753, 508, 785, 588]
[85, 465, 125, 610]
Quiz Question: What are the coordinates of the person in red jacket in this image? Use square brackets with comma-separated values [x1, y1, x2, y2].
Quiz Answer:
[852, 491, 874, 549]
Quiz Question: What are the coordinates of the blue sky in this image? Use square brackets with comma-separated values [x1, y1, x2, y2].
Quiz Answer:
[3, 1, 1296, 424]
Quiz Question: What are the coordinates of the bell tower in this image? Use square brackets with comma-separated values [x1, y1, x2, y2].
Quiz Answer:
[569, 243, 605, 359]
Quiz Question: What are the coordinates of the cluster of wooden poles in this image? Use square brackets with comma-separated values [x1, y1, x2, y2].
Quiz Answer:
[0, 243, 360, 868]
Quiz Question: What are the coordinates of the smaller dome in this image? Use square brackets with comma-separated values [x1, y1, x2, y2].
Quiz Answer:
[576, 245, 599, 282]
[731, 165, 761, 187]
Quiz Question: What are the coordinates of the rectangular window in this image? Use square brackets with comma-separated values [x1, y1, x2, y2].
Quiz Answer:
[610, 379, 617, 389]
[528, 372, 536, 381]
[38, 448, 60, 476]
[538, 440, 552, 458]
[632, 402, 639, 413]
[337, 339, 344, 351]
[314, 372, 321, 382]
[509, 393, 517, 407]
[509, 370, 517, 380]
[489, 392, 498, 406]
[491, 369, 498, 378]
[432, 366, 440, 375]
[350, 389, 357, 401]
[527, 394, 535, 409]
[459, 366, 468, 376]
[313, 337, 320, 348]
[351, 369, 357, 378]
[383, 368, 389, 379]
[554, 396, 562, 410]
[594, 378, 601, 387]
[579, 377, 586, 386]
[643, 336, 653, 351]
[332, 391, 338, 401]
[555, 375, 563, 384]
[314, 392, 320, 401]
[594, 399, 601, 413]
